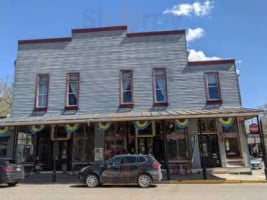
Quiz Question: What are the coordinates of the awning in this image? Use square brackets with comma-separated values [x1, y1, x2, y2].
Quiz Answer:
[0, 108, 262, 126]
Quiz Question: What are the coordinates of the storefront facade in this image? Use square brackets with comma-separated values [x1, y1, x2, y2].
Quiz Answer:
[0, 25, 262, 176]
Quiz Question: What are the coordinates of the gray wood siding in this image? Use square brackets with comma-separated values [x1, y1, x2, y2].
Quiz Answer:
[11, 30, 241, 117]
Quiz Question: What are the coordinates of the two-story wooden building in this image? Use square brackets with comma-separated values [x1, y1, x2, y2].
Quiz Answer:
[0, 25, 261, 176]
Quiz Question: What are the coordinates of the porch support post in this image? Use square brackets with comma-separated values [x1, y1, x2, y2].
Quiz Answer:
[198, 119, 207, 179]
[162, 120, 170, 180]
[52, 125, 57, 182]
[257, 116, 267, 180]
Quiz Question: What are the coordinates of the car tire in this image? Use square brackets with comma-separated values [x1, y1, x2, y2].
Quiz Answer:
[85, 174, 99, 188]
[138, 174, 152, 188]
[8, 182, 17, 187]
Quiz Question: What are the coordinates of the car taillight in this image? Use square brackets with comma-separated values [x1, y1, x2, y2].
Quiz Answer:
[2, 166, 13, 172]
[152, 162, 160, 170]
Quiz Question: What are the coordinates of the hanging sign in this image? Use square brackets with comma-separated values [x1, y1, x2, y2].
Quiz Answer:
[249, 123, 259, 134]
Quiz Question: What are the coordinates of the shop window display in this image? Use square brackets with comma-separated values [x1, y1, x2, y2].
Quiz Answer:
[104, 123, 127, 159]
[16, 127, 36, 163]
[166, 123, 189, 161]
[72, 124, 94, 164]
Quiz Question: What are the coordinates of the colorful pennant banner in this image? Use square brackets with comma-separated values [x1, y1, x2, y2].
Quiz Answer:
[0, 126, 9, 137]
[97, 122, 112, 131]
[29, 125, 45, 135]
[175, 119, 191, 129]
[64, 123, 80, 134]
[218, 117, 235, 128]
[133, 121, 151, 130]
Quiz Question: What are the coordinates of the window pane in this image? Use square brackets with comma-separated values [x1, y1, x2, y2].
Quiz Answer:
[156, 90, 166, 102]
[122, 71, 131, 79]
[154, 69, 167, 103]
[123, 91, 132, 103]
[123, 79, 131, 90]
[208, 74, 217, 85]
[37, 75, 48, 108]
[38, 95, 47, 107]
[69, 94, 77, 105]
[69, 82, 78, 94]
[121, 71, 133, 104]
[67, 73, 79, 106]
[208, 87, 219, 99]
[69, 74, 78, 81]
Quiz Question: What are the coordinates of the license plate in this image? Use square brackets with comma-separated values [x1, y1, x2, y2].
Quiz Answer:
[17, 168, 21, 171]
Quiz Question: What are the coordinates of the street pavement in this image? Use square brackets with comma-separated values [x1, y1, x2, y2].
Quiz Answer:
[1, 183, 267, 200]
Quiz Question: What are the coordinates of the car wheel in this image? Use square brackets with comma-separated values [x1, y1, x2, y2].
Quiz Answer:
[138, 174, 152, 188]
[8, 182, 17, 187]
[86, 174, 99, 188]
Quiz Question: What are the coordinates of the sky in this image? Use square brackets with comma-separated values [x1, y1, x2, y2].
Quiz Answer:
[0, 0, 267, 109]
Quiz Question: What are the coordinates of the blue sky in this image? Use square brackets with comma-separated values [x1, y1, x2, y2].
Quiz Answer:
[0, 0, 266, 108]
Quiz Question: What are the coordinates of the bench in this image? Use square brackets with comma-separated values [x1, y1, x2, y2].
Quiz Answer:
[168, 161, 192, 175]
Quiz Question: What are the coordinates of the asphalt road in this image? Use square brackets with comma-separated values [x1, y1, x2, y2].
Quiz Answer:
[1, 183, 267, 200]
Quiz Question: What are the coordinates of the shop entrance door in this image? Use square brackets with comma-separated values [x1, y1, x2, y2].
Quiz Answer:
[199, 134, 221, 168]
[54, 140, 71, 171]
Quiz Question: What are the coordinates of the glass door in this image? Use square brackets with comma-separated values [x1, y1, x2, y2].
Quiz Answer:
[199, 134, 221, 168]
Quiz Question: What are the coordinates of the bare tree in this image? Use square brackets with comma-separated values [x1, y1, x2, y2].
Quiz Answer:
[0, 77, 13, 117]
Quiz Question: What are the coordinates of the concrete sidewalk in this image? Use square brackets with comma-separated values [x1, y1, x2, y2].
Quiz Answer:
[21, 169, 267, 185]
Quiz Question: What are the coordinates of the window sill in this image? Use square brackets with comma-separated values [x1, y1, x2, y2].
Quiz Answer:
[206, 100, 222, 105]
[153, 102, 169, 107]
[119, 103, 134, 108]
[34, 107, 47, 112]
[64, 106, 79, 110]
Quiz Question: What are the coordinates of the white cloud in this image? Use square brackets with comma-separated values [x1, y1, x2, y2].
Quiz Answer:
[186, 28, 204, 42]
[163, 0, 214, 16]
[188, 49, 221, 61]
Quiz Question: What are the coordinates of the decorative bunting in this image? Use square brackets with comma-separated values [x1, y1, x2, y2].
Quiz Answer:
[175, 119, 191, 129]
[218, 117, 235, 128]
[64, 123, 80, 134]
[29, 125, 45, 135]
[133, 121, 151, 130]
[97, 122, 112, 131]
[0, 126, 9, 137]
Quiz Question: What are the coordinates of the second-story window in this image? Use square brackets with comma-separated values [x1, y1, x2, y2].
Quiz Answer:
[120, 70, 133, 107]
[66, 73, 79, 109]
[205, 72, 221, 103]
[35, 74, 49, 111]
[153, 68, 168, 106]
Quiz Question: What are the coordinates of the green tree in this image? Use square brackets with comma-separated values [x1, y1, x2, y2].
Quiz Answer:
[0, 77, 13, 117]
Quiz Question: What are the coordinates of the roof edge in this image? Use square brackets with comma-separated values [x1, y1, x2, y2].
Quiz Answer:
[127, 30, 185, 38]
[188, 59, 235, 66]
[18, 37, 72, 45]
[72, 25, 127, 34]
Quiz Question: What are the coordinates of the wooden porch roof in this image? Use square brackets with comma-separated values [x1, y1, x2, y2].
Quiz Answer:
[0, 108, 262, 126]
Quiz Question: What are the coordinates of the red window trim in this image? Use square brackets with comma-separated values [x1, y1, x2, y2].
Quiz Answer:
[204, 72, 222, 104]
[65, 72, 80, 110]
[34, 74, 49, 111]
[119, 69, 134, 108]
[152, 68, 168, 106]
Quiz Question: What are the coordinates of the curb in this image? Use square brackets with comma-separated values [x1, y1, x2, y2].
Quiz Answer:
[161, 179, 267, 184]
